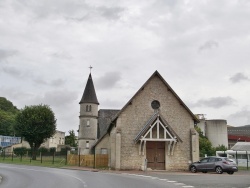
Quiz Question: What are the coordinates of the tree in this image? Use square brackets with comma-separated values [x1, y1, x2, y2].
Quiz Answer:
[65, 130, 77, 147]
[0, 97, 19, 113]
[14, 104, 56, 160]
[195, 126, 215, 157]
[0, 97, 19, 136]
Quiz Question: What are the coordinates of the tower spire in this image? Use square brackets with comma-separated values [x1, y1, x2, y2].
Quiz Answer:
[79, 69, 99, 104]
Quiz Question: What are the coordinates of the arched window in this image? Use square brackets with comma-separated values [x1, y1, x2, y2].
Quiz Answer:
[86, 105, 89, 112]
[86, 141, 89, 149]
[89, 105, 92, 112]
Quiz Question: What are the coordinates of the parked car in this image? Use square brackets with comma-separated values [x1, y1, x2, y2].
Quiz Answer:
[189, 157, 238, 175]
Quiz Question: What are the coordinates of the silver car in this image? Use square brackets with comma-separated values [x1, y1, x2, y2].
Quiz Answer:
[189, 157, 238, 175]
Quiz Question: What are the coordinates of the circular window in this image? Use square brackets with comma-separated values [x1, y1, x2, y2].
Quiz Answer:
[151, 100, 160, 109]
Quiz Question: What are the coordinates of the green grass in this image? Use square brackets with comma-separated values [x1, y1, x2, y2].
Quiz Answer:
[238, 166, 250, 171]
[0, 155, 68, 168]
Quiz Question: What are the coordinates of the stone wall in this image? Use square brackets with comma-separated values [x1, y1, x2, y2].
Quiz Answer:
[115, 75, 196, 170]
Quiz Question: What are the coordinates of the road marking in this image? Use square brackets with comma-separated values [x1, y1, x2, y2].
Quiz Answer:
[175, 183, 185, 185]
[150, 177, 158, 179]
[121, 173, 194, 188]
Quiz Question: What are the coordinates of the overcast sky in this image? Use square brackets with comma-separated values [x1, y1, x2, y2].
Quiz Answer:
[1, 0, 250, 134]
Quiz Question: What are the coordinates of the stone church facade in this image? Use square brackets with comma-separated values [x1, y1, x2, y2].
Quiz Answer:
[78, 70, 199, 170]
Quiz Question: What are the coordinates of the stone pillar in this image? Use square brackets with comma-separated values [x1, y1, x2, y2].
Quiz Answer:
[115, 132, 121, 170]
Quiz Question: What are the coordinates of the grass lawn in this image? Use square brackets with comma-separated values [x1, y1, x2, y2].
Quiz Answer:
[0, 155, 68, 168]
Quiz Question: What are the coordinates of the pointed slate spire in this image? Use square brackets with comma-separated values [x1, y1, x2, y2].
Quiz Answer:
[79, 73, 99, 104]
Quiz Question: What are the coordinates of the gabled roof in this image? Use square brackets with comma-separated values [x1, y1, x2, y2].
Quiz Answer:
[98, 109, 120, 139]
[231, 142, 250, 151]
[79, 73, 99, 104]
[93, 70, 199, 148]
[134, 111, 182, 143]
[107, 70, 199, 133]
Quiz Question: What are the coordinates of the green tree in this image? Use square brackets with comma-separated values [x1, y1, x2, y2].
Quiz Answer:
[0, 97, 19, 113]
[195, 126, 215, 157]
[14, 147, 28, 156]
[14, 104, 56, 160]
[65, 130, 77, 147]
[0, 97, 19, 136]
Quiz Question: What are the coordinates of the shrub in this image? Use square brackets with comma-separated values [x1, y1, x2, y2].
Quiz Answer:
[14, 147, 28, 156]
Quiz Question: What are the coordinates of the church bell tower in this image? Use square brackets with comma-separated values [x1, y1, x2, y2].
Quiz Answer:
[78, 69, 99, 154]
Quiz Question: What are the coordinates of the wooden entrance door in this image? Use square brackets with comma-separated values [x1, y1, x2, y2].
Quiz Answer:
[146, 141, 165, 170]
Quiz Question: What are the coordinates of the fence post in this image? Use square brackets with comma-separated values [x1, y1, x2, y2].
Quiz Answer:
[78, 148, 80, 167]
[93, 148, 96, 169]
[246, 151, 248, 170]
[65, 150, 67, 165]
[41, 152, 42, 163]
[236, 150, 238, 165]
[12, 150, 14, 161]
[52, 152, 55, 164]
[30, 148, 32, 163]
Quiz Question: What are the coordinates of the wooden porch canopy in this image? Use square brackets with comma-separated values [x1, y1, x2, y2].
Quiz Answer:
[134, 112, 182, 155]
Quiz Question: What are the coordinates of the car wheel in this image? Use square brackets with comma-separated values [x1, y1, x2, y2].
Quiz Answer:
[190, 166, 197, 173]
[227, 171, 234, 175]
[202, 171, 207, 173]
[215, 166, 223, 174]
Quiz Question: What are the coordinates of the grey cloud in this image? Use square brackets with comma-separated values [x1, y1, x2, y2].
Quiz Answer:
[230, 72, 249, 83]
[42, 90, 77, 107]
[198, 40, 219, 52]
[34, 78, 47, 85]
[50, 52, 72, 59]
[0, 49, 17, 61]
[96, 71, 122, 90]
[191, 96, 236, 108]
[2, 66, 23, 77]
[34, 78, 65, 87]
[227, 107, 250, 126]
[15, 0, 89, 19]
[100, 98, 124, 109]
[16, 0, 125, 21]
[50, 79, 65, 86]
[98, 6, 125, 20]
[66, 6, 125, 22]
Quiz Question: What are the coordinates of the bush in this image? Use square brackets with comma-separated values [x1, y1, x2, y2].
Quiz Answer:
[14, 147, 28, 156]
[49, 147, 56, 153]
[38, 147, 49, 153]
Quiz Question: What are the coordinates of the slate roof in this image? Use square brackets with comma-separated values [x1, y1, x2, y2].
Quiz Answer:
[231, 142, 250, 151]
[228, 125, 250, 136]
[79, 73, 99, 104]
[97, 109, 120, 139]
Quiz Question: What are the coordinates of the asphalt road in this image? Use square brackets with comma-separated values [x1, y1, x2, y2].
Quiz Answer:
[0, 164, 250, 188]
[150, 171, 250, 188]
[0, 164, 190, 188]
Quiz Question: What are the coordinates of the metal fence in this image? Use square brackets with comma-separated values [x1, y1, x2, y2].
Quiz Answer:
[0, 148, 109, 169]
[0, 150, 67, 165]
[216, 150, 249, 169]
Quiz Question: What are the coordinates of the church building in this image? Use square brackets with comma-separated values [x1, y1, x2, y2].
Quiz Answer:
[78, 70, 199, 170]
